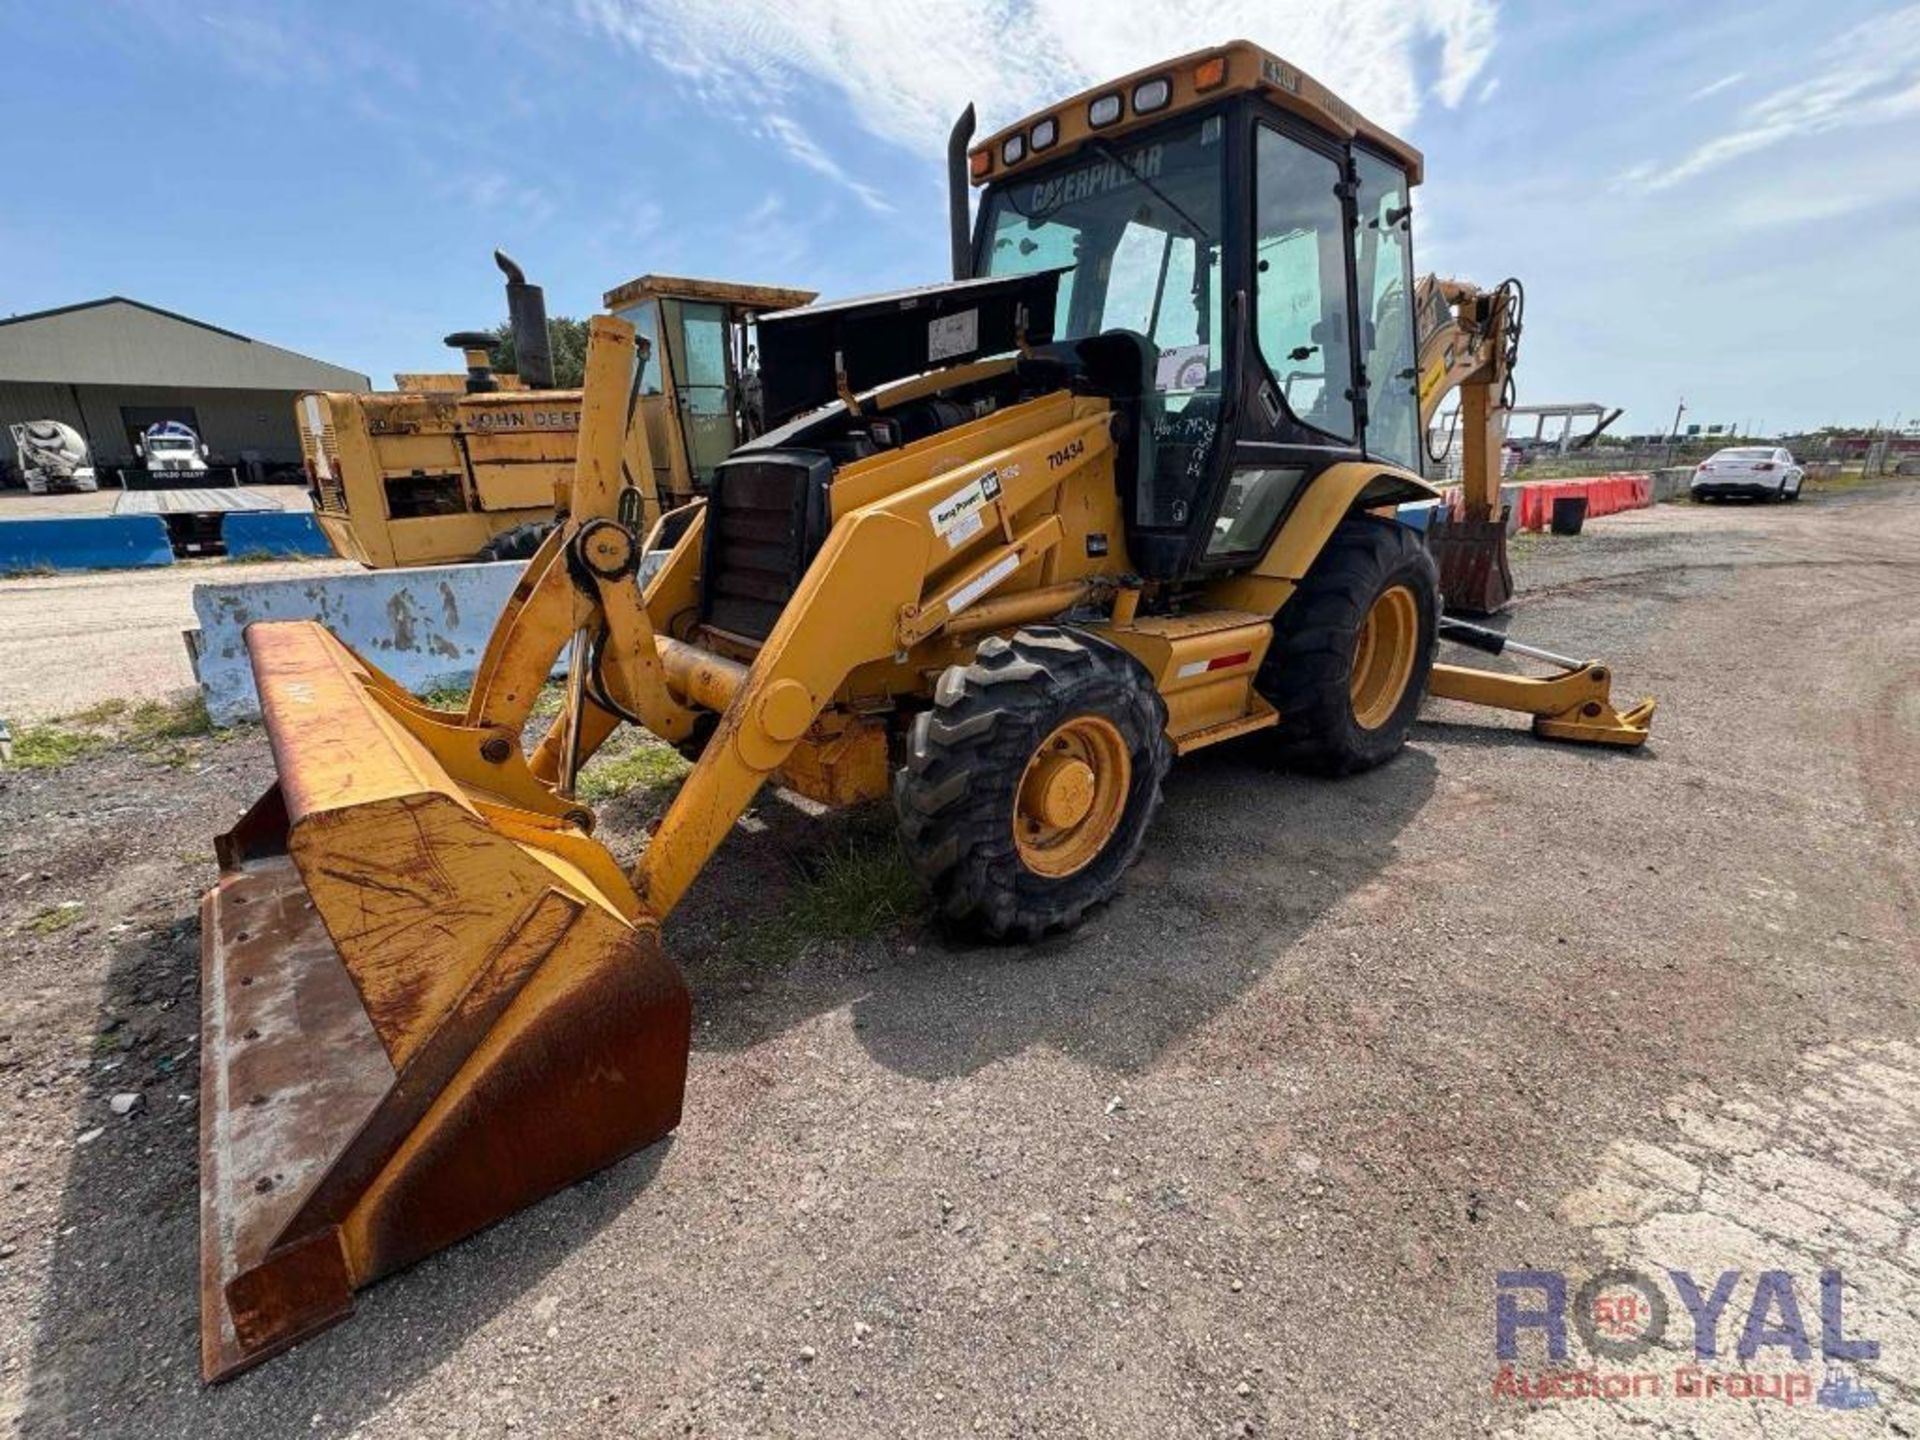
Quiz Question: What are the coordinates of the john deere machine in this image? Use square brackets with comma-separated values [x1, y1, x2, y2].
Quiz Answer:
[196, 41, 1654, 1379]
[300, 252, 813, 567]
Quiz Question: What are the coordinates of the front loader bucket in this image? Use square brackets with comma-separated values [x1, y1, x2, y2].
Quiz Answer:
[198, 621, 690, 1382]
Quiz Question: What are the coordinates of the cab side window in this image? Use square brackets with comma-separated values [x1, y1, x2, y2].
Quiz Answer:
[1253, 127, 1353, 441]
[1352, 150, 1419, 471]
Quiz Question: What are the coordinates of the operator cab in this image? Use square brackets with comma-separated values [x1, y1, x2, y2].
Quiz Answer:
[603, 275, 818, 505]
[969, 42, 1427, 581]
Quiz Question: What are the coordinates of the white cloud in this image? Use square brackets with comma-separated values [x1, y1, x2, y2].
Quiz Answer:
[192, 5, 419, 90]
[759, 114, 892, 214]
[444, 172, 557, 228]
[574, 0, 1499, 162]
[1629, 4, 1920, 191]
[1686, 70, 1745, 103]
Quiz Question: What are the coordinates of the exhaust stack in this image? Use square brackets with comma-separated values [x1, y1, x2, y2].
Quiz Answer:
[947, 104, 976, 281]
[444, 331, 501, 394]
[495, 249, 554, 389]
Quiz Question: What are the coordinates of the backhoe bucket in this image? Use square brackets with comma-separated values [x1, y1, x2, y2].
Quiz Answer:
[197, 621, 689, 1382]
[1427, 509, 1514, 615]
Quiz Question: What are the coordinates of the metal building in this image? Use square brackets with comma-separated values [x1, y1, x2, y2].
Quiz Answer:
[0, 297, 368, 482]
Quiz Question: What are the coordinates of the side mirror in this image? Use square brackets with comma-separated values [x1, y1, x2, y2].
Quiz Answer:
[135, 443, 145, 458]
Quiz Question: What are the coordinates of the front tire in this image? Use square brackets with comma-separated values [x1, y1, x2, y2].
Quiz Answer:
[1256, 514, 1438, 775]
[895, 627, 1171, 940]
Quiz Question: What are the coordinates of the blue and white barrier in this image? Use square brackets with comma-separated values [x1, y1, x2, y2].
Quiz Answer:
[190, 561, 546, 725]
[222, 511, 333, 558]
[0, 515, 175, 572]
[1393, 499, 1444, 532]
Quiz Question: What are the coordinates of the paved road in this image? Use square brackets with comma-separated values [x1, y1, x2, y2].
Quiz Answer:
[0, 557, 358, 724]
[1, 481, 1915, 1437]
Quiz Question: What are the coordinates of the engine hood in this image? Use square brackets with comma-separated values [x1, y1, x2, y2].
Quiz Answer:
[754, 269, 1065, 427]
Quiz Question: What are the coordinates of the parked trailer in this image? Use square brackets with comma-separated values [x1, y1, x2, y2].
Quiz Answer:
[114, 487, 285, 557]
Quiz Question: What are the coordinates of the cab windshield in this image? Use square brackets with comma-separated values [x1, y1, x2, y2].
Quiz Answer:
[977, 114, 1227, 526]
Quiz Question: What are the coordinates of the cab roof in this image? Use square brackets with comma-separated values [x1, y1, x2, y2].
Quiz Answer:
[601, 275, 818, 314]
[970, 41, 1423, 188]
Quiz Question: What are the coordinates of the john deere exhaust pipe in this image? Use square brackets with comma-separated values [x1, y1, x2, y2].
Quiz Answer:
[495, 249, 554, 389]
[947, 104, 976, 281]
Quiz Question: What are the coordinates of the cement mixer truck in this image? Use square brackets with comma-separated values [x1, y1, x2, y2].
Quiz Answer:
[8, 420, 98, 494]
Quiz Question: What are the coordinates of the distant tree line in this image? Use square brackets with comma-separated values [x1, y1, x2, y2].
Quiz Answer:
[488, 316, 591, 388]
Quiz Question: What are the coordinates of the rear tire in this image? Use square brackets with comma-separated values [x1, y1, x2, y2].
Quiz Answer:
[895, 626, 1171, 940]
[1255, 514, 1437, 775]
[477, 521, 555, 562]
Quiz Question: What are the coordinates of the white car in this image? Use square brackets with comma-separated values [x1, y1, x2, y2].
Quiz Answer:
[1691, 446, 1804, 503]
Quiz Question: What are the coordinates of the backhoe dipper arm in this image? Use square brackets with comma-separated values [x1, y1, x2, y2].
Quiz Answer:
[1415, 275, 1519, 524]
[1415, 275, 1523, 616]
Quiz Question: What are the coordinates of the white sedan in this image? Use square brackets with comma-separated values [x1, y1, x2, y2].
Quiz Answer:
[1691, 446, 1804, 503]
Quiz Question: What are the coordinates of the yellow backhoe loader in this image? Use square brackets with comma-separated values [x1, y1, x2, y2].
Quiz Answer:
[196, 41, 1655, 1380]
[300, 252, 813, 568]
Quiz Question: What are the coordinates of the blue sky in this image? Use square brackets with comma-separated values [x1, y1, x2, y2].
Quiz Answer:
[5, 0, 1917, 434]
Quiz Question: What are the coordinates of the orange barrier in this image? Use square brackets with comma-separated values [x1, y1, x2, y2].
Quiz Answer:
[1508, 473, 1652, 532]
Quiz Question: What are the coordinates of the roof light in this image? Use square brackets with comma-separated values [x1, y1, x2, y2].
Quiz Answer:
[1193, 56, 1228, 91]
[1088, 93, 1122, 127]
[1133, 77, 1172, 113]
[969, 148, 992, 179]
[1001, 133, 1025, 165]
[1030, 117, 1058, 152]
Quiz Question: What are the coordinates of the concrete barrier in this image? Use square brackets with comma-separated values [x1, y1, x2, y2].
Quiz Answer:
[1651, 467, 1694, 502]
[191, 561, 546, 724]
[0, 515, 175, 573]
[223, 511, 333, 558]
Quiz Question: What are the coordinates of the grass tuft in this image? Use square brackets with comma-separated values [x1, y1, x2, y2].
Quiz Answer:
[126, 694, 213, 741]
[416, 678, 474, 710]
[66, 698, 130, 725]
[2, 693, 216, 771]
[576, 743, 690, 802]
[25, 902, 83, 935]
[9, 727, 104, 769]
[739, 832, 924, 962]
[784, 838, 923, 943]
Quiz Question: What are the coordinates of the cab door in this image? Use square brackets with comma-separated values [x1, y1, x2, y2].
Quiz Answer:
[1198, 115, 1366, 572]
[661, 298, 740, 492]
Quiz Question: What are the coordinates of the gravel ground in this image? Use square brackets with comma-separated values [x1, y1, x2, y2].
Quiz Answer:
[1, 482, 1916, 1438]
[0, 556, 358, 724]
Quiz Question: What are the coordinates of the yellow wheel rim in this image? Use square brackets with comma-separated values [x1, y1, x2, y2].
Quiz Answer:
[1013, 715, 1131, 878]
[1349, 584, 1420, 731]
